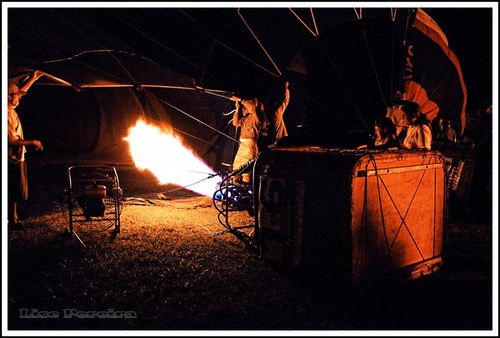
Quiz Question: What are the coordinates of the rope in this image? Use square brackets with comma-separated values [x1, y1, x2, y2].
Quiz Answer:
[107, 10, 215, 81]
[390, 10, 396, 100]
[180, 9, 280, 79]
[284, 78, 362, 132]
[354, 151, 438, 279]
[370, 155, 391, 252]
[356, 160, 370, 278]
[41, 49, 116, 64]
[41, 49, 139, 86]
[34, 13, 141, 90]
[237, 8, 282, 77]
[289, 8, 318, 37]
[354, 8, 362, 20]
[310, 8, 319, 36]
[179, 8, 237, 85]
[317, 41, 370, 134]
[356, 12, 388, 110]
[40, 49, 210, 92]
[39, 10, 109, 61]
[171, 126, 227, 153]
[379, 160, 427, 260]
[197, 86, 236, 99]
[433, 159, 438, 256]
[157, 96, 240, 145]
[161, 172, 221, 195]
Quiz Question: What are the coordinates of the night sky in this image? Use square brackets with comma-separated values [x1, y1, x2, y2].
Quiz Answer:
[422, 7, 494, 111]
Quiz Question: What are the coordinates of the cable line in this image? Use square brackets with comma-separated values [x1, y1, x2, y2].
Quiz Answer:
[238, 8, 282, 77]
[157, 97, 241, 146]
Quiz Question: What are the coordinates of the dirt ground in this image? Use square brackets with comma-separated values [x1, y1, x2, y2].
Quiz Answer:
[5, 164, 494, 333]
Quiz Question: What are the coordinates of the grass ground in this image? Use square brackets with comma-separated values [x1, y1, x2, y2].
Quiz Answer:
[5, 165, 494, 333]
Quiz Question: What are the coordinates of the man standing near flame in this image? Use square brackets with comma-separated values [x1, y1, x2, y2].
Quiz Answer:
[231, 96, 266, 175]
[7, 71, 45, 228]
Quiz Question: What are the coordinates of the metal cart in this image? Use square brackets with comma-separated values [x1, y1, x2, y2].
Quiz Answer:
[67, 165, 122, 245]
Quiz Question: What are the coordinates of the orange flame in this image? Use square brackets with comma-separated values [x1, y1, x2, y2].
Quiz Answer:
[124, 119, 219, 197]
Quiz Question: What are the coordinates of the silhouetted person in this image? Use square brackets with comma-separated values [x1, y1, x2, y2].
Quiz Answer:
[8, 71, 45, 228]
[372, 117, 399, 149]
[262, 80, 290, 148]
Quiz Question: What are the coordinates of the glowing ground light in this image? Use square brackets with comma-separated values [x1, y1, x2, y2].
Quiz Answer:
[124, 119, 220, 197]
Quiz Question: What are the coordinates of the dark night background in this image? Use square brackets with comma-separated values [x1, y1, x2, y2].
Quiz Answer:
[423, 7, 493, 111]
[2, 2, 497, 335]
